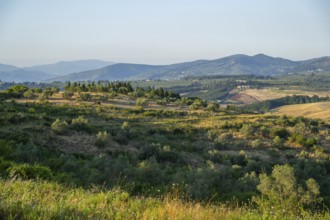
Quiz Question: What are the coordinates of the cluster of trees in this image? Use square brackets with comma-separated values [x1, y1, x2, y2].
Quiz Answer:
[64, 81, 181, 100]
[0, 85, 59, 100]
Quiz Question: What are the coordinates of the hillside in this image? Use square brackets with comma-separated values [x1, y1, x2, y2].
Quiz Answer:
[50, 54, 330, 82]
[273, 102, 330, 121]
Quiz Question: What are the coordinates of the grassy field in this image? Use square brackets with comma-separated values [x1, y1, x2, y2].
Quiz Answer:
[239, 89, 330, 102]
[272, 102, 330, 121]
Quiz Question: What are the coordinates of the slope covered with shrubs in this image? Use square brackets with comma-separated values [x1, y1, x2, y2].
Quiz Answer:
[0, 83, 330, 218]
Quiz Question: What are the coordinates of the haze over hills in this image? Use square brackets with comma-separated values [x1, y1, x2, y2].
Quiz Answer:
[0, 69, 54, 83]
[0, 60, 114, 83]
[49, 54, 330, 82]
[26, 60, 115, 76]
[0, 63, 20, 72]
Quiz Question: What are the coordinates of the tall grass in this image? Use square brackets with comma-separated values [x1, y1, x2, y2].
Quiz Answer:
[0, 179, 328, 219]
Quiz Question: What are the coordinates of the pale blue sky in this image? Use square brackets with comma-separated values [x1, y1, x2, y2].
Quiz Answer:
[0, 0, 329, 66]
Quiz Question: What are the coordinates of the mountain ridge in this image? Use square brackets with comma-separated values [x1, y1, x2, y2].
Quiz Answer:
[49, 54, 330, 82]
[1, 54, 329, 83]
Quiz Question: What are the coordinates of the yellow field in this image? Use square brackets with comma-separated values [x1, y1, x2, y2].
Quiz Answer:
[272, 102, 330, 121]
[240, 89, 330, 102]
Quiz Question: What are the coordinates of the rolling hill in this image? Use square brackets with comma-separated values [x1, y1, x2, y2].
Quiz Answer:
[49, 54, 330, 82]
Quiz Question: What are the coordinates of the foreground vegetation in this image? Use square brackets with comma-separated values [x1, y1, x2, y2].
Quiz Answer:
[1, 178, 329, 220]
[0, 82, 330, 219]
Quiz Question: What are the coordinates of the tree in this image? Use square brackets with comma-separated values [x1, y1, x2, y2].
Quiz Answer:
[254, 164, 322, 216]
[23, 90, 36, 99]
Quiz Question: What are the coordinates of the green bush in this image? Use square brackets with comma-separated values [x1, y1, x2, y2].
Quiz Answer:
[23, 90, 36, 99]
[62, 91, 74, 100]
[206, 102, 219, 111]
[8, 163, 53, 180]
[136, 98, 149, 107]
[51, 118, 69, 134]
[270, 126, 289, 138]
[79, 93, 92, 101]
[95, 131, 109, 148]
[71, 116, 89, 126]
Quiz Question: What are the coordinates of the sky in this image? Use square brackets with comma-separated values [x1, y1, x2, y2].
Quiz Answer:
[0, 0, 329, 67]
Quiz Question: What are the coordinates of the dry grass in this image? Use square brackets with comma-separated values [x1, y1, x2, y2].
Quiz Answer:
[240, 89, 330, 102]
[272, 102, 330, 121]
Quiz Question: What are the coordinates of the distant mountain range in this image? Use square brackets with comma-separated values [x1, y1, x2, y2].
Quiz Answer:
[49, 54, 330, 82]
[0, 60, 114, 83]
[26, 60, 115, 76]
[0, 55, 329, 83]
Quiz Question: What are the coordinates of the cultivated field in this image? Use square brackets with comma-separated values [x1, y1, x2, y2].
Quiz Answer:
[272, 102, 330, 121]
[239, 89, 330, 102]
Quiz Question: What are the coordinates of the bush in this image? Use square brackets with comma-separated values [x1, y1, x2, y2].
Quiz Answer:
[8, 163, 53, 180]
[240, 124, 255, 137]
[273, 136, 283, 148]
[79, 93, 92, 101]
[206, 102, 219, 111]
[51, 119, 69, 134]
[189, 99, 206, 110]
[62, 91, 74, 100]
[95, 131, 109, 148]
[270, 127, 289, 139]
[71, 116, 89, 126]
[23, 90, 36, 99]
[136, 98, 149, 107]
[71, 116, 90, 131]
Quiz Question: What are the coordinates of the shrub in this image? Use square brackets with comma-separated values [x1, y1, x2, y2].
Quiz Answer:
[136, 98, 149, 107]
[71, 116, 89, 126]
[95, 131, 109, 148]
[270, 126, 289, 139]
[189, 99, 206, 110]
[206, 102, 219, 111]
[273, 136, 283, 148]
[71, 116, 90, 131]
[8, 163, 53, 180]
[79, 93, 92, 101]
[240, 124, 255, 137]
[62, 91, 74, 100]
[51, 119, 69, 134]
[23, 90, 36, 99]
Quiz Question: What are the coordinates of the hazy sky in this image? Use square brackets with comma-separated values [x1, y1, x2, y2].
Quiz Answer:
[0, 0, 329, 67]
